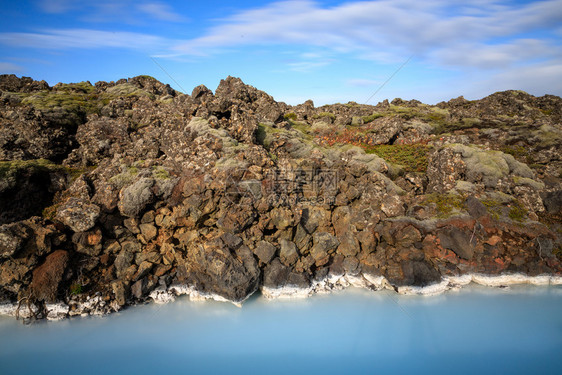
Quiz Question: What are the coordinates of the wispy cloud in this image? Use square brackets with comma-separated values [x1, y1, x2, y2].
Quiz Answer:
[10, 0, 562, 101]
[37, 0, 186, 23]
[171, 0, 562, 70]
[346, 78, 381, 87]
[137, 2, 187, 22]
[37, 0, 75, 13]
[0, 62, 23, 72]
[287, 60, 330, 72]
[476, 62, 562, 96]
[0, 29, 168, 51]
[284, 51, 333, 72]
[435, 39, 561, 69]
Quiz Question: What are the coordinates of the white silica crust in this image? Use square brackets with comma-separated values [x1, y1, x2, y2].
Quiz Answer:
[0, 303, 18, 317]
[397, 279, 452, 296]
[149, 287, 177, 304]
[143, 273, 562, 305]
[148, 284, 249, 307]
[261, 273, 393, 299]
[261, 285, 314, 299]
[262, 273, 562, 300]
[1, 273, 561, 319]
[45, 303, 70, 320]
[394, 273, 562, 296]
[0, 302, 68, 320]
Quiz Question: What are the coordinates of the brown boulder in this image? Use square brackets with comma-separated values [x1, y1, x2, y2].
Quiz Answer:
[29, 250, 69, 302]
[336, 232, 360, 257]
[310, 232, 339, 266]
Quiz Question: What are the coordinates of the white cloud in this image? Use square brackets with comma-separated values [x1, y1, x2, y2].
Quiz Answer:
[37, 0, 75, 13]
[346, 78, 382, 87]
[0, 29, 168, 51]
[435, 39, 560, 69]
[0, 62, 23, 72]
[25, 1, 562, 72]
[171, 0, 562, 69]
[287, 60, 330, 72]
[137, 2, 186, 22]
[476, 62, 562, 97]
[37, 0, 186, 23]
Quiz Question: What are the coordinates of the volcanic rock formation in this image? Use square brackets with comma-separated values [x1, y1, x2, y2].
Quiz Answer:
[1, 73, 561, 320]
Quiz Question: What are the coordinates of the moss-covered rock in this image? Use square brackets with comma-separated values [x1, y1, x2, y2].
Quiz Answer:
[448, 144, 534, 188]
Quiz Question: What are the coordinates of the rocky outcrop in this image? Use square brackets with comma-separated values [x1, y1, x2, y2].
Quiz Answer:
[0, 74, 561, 320]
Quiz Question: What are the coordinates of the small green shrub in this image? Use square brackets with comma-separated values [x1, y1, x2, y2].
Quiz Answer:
[267, 151, 278, 163]
[284, 112, 297, 121]
[70, 283, 82, 295]
[255, 124, 268, 147]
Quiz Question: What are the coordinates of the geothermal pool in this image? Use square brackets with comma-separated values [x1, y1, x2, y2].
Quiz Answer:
[1, 285, 561, 375]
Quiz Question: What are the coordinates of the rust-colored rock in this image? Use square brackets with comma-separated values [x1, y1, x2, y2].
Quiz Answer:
[29, 250, 69, 302]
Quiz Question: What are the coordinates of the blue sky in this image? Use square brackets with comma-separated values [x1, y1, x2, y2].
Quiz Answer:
[1, 0, 561, 105]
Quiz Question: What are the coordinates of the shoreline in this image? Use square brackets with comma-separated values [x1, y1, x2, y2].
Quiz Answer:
[2, 272, 561, 321]
[261, 272, 562, 299]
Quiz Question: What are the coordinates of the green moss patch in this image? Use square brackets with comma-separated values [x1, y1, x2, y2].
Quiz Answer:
[0, 159, 64, 179]
[508, 201, 528, 222]
[423, 193, 466, 217]
[480, 198, 502, 220]
[362, 113, 384, 124]
[312, 112, 336, 121]
[14, 81, 156, 116]
[364, 144, 432, 173]
[152, 166, 170, 180]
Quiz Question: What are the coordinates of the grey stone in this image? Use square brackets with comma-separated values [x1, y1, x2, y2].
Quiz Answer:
[279, 239, 299, 266]
[0, 223, 26, 258]
[134, 261, 154, 281]
[56, 197, 100, 233]
[118, 178, 154, 217]
[254, 241, 277, 264]
[180, 241, 260, 303]
[466, 196, 487, 218]
[402, 260, 441, 286]
[112, 281, 128, 306]
[131, 278, 147, 299]
[438, 227, 474, 260]
[542, 190, 562, 214]
[115, 249, 134, 278]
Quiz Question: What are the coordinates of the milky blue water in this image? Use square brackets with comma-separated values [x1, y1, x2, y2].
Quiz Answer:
[1, 285, 561, 375]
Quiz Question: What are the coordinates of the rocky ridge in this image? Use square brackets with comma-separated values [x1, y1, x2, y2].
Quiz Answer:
[0, 74, 561, 321]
